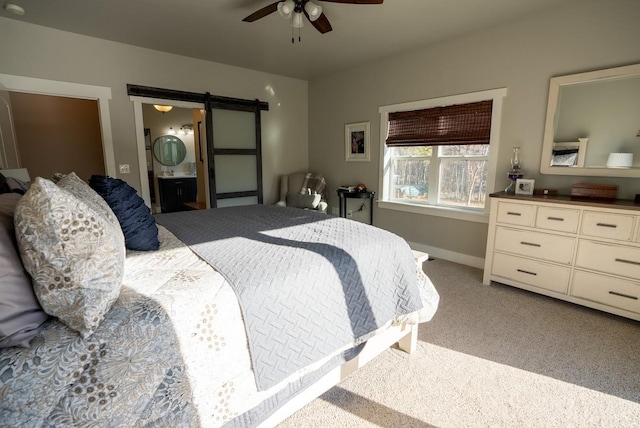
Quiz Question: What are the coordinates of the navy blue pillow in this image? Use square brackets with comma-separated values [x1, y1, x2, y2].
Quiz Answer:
[89, 175, 159, 251]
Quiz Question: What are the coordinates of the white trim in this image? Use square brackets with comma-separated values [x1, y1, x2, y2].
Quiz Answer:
[129, 96, 205, 208]
[132, 102, 151, 207]
[378, 200, 489, 224]
[378, 88, 508, 115]
[378, 87, 507, 217]
[0, 73, 116, 177]
[408, 240, 485, 270]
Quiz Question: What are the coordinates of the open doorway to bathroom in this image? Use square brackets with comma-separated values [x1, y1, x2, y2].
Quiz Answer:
[141, 103, 204, 213]
[128, 84, 268, 211]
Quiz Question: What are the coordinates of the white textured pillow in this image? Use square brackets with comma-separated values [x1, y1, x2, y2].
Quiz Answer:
[14, 177, 125, 337]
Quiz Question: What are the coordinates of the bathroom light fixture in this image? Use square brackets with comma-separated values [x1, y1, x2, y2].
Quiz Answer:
[153, 105, 173, 113]
[181, 124, 194, 135]
[168, 127, 176, 135]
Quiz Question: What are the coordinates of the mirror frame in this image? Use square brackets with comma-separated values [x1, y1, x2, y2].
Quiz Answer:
[153, 134, 187, 166]
[540, 63, 640, 177]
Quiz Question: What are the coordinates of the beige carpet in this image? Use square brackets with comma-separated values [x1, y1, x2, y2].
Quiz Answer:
[279, 259, 640, 427]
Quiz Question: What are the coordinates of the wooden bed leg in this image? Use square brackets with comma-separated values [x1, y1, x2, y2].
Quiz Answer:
[397, 323, 418, 354]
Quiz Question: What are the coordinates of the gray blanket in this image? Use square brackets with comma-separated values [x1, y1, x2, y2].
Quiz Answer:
[156, 205, 423, 391]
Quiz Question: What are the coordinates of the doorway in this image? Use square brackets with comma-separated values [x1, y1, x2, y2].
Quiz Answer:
[9, 92, 105, 182]
[128, 84, 268, 210]
[141, 103, 204, 213]
[0, 73, 116, 178]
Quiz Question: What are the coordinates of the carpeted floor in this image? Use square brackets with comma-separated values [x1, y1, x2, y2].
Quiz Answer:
[279, 258, 640, 427]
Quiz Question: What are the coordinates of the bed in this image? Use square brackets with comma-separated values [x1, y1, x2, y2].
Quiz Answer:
[0, 172, 439, 427]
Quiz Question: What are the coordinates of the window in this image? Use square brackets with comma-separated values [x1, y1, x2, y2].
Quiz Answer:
[378, 88, 506, 222]
[390, 144, 489, 209]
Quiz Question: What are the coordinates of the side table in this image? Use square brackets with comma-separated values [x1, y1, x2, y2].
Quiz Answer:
[337, 189, 375, 225]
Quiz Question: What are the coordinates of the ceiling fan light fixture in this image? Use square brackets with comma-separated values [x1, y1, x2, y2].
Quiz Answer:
[278, 2, 291, 19]
[4, 3, 25, 15]
[292, 12, 304, 28]
[279, 0, 296, 17]
[305, 1, 322, 21]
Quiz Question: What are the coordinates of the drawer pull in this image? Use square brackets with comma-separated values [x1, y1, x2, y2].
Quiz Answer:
[608, 291, 638, 301]
[516, 269, 537, 276]
[520, 241, 541, 247]
[507, 212, 522, 216]
[596, 222, 617, 228]
[547, 216, 564, 221]
[614, 258, 640, 266]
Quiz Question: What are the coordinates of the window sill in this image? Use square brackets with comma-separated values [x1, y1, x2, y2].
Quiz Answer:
[377, 200, 489, 224]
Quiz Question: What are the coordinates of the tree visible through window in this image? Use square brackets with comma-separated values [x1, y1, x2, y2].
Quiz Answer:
[390, 144, 488, 209]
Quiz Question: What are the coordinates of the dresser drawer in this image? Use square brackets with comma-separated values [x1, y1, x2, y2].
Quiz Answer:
[571, 270, 640, 314]
[491, 252, 570, 294]
[494, 227, 575, 264]
[496, 202, 534, 227]
[575, 240, 640, 279]
[535, 206, 579, 233]
[581, 211, 635, 241]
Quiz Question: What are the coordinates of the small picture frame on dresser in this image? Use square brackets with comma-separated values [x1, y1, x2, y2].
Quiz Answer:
[515, 179, 535, 195]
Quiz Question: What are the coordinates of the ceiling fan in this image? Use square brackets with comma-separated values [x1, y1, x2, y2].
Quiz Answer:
[243, 0, 383, 38]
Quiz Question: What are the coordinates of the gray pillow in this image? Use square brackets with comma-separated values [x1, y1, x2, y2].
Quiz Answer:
[286, 193, 322, 209]
[15, 178, 125, 338]
[0, 193, 49, 348]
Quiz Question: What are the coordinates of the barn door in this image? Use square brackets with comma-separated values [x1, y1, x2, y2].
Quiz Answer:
[205, 97, 265, 208]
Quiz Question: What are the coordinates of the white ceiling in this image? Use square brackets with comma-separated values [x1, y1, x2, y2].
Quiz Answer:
[1, 0, 574, 80]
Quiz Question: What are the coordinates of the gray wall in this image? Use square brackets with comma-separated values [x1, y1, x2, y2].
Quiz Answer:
[0, 17, 309, 204]
[308, 0, 640, 262]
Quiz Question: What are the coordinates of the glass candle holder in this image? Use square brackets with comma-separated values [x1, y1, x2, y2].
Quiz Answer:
[505, 147, 523, 193]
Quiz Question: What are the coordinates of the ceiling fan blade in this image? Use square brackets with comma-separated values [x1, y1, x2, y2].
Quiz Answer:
[306, 12, 333, 34]
[319, 0, 383, 4]
[242, 1, 280, 22]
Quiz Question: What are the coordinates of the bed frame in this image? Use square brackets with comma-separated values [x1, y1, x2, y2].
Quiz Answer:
[260, 322, 418, 427]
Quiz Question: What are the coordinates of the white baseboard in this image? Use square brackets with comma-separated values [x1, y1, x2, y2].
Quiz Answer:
[407, 241, 485, 269]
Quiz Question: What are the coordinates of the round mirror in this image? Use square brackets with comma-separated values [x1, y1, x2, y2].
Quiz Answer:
[153, 135, 186, 166]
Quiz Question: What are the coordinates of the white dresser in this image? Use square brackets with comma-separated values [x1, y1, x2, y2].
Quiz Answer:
[483, 192, 640, 321]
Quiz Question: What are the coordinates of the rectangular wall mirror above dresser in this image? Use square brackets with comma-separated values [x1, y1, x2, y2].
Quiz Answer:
[540, 63, 640, 178]
[483, 192, 640, 321]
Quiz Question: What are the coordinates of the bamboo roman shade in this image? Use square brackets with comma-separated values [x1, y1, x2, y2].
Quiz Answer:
[385, 100, 493, 147]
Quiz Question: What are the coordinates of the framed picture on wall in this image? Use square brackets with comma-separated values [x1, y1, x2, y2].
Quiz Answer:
[345, 122, 370, 162]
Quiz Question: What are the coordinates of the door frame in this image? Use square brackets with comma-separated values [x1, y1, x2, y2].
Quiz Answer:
[129, 95, 204, 208]
[0, 73, 116, 176]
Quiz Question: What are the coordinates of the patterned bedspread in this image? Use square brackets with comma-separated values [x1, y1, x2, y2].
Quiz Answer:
[1, 221, 439, 427]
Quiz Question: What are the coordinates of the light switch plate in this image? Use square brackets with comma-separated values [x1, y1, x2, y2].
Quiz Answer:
[119, 164, 130, 174]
